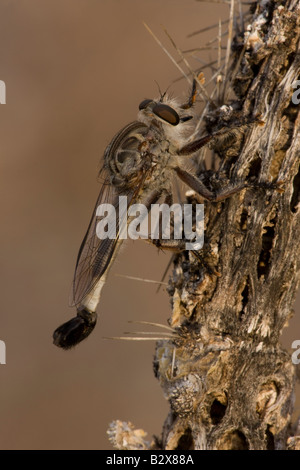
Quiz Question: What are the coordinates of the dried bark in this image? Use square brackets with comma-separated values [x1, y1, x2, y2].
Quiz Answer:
[152, 0, 300, 450]
[108, 0, 300, 451]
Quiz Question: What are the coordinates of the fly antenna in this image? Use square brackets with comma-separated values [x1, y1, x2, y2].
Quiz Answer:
[154, 80, 163, 100]
[154, 80, 171, 102]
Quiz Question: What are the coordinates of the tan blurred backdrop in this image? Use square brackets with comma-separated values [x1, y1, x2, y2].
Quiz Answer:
[0, 0, 299, 450]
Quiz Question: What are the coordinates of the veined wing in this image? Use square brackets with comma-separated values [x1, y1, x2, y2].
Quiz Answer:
[70, 166, 121, 306]
[55, 165, 131, 349]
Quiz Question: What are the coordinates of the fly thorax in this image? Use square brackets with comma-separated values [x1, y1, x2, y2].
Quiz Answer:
[109, 147, 143, 190]
[104, 123, 150, 192]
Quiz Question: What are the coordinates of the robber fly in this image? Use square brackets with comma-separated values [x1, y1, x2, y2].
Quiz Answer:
[53, 79, 278, 349]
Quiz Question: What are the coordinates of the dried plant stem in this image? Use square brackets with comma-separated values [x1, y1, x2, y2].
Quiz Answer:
[108, 0, 300, 451]
[153, 0, 300, 450]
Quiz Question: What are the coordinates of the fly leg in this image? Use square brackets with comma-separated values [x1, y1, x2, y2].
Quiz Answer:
[174, 167, 283, 202]
[174, 167, 246, 202]
[145, 192, 218, 275]
[150, 238, 186, 251]
[180, 78, 198, 110]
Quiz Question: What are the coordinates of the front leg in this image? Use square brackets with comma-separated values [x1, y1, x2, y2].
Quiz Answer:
[174, 167, 283, 203]
[147, 238, 220, 278]
[174, 167, 245, 202]
[147, 237, 186, 252]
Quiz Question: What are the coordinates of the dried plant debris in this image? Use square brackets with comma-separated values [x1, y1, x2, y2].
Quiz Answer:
[107, 420, 151, 450]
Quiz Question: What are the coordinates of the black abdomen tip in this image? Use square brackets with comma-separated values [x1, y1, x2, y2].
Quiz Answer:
[53, 309, 97, 349]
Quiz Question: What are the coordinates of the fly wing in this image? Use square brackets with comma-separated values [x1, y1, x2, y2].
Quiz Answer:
[70, 166, 122, 306]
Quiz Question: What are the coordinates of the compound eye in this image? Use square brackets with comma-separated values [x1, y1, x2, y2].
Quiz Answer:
[139, 99, 153, 110]
[152, 103, 180, 126]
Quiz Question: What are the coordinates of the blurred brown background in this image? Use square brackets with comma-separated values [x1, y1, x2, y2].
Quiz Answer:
[0, 0, 299, 450]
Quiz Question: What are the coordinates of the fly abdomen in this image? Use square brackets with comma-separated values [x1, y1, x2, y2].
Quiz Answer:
[53, 309, 97, 350]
